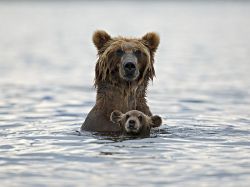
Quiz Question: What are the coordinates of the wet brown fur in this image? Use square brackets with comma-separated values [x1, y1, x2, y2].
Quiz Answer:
[81, 30, 160, 132]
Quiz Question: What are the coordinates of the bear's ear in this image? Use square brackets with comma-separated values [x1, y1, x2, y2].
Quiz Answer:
[141, 32, 160, 53]
[110, 110, 123, 124]
[93, 30, 112, 51]
[150, 115, 162, 128]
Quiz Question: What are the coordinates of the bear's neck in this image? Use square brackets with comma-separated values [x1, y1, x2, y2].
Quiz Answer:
[95, 82, 146, 116]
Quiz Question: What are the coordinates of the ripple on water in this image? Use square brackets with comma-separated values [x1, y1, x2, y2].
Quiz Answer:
[1, 1, 250, 187]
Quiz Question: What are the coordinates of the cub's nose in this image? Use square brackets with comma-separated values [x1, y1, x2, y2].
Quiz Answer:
[128, 119, 136, 128]
[124, 62, 136, 73]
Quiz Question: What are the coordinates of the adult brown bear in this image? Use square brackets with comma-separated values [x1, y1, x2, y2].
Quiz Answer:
[81, 30, 160, 132]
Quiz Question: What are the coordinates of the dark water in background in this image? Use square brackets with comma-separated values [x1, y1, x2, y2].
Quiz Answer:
[0, 1, 250, 186]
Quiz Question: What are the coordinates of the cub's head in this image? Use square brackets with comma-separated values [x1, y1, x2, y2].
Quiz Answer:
[110, 110, 162, 136]
[93, 30, 160, 86]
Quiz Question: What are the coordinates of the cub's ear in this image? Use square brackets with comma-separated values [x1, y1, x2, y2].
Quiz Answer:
[141, 32, 160, 53]
[93, 30, 111, 50]
[150, 115, 162, 128]
[110, 110, 123, 124]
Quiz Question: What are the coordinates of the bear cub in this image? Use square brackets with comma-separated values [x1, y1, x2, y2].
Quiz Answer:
[110, 110, 162, 137]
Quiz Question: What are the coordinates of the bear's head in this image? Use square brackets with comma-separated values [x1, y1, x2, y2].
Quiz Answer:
[92, 30, 160, 86]
[110, 110, 162, 136]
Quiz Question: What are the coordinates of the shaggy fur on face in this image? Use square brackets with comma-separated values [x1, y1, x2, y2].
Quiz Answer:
[93, 30, 160, 88]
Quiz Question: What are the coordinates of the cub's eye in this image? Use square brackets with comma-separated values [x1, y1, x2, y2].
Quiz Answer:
[138, 115, 143, 122]
[125, 115, 130, 120]
[116, 49, 124, 57]
[134, 50, 142, 57]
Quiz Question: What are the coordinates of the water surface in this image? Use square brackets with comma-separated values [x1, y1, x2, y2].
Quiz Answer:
[0, 1, 250, 186]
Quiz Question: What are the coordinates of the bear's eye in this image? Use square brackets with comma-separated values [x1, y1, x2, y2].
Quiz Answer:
[138, 115, 143, 122]
[116, 49, 124, 57]
[134, 50, 142, 57]
[125, 115, 130, 121]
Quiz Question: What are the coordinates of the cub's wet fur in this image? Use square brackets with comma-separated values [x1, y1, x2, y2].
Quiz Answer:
[110, 110, 162, 137]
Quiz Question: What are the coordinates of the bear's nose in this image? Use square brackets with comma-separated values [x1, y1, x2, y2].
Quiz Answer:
[128, 120, 136, 128]
[124, 62, 136, 73]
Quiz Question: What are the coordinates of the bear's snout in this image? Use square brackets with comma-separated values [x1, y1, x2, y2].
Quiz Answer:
[124, 62, 136, 75]
[122, 61, 138, 81]
[128, 119, 136, 129]
[120, 52, 139, 81]
[125, 117, 141, 134]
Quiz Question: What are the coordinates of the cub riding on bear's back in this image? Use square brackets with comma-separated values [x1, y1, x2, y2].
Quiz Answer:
[81, 30, 160, 133]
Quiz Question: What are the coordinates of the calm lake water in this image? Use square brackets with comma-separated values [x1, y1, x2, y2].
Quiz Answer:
[0, 1, 250, 186]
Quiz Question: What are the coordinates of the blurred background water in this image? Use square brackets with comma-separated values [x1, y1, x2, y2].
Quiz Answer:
[0, 1, 250, 186]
